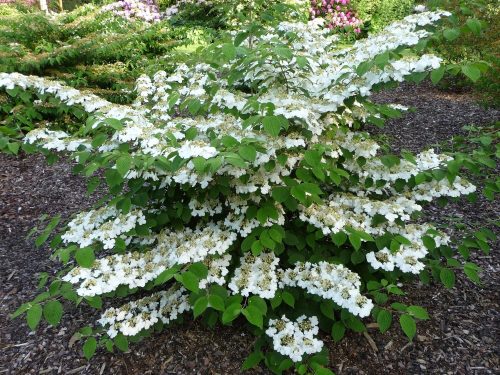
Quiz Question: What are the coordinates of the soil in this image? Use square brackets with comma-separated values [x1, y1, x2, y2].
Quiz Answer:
[0, 82, 499, 375]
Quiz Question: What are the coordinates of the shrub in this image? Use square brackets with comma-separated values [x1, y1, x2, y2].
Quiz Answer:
[355, 0, 415, 32]
[4, 10, 488, 373]
[309, 0, 363, 34]
[424, 0, 499, 106]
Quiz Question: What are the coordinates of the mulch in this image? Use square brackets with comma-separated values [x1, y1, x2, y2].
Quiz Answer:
[0, 81, 499, 375]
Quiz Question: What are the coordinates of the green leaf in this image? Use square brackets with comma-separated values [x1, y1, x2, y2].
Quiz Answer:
[271, 187, 290, 203]
[331, 321, 345, 343]
[222, 43, 237, 60]
[430, 66, 446, 84]
[248, 296, 267, 315]
[399, 314, 416, 341]
[27, 304, 43, 331]
[114, 334, 128, 352]
[422, 236, 436, 250]
[193, 296, 208, 318]
[282, 291, 295, 307]
[440, 268, 456, 288]
[75, 247, 95, 268]
[443, 28, 460, 41]
[304, 150, 322, 167]
[262, 116, 287, 137]
[83, 337, 97, 359]
[463, 263, 481, 284]
[116, 155, 132, 177]
[466, 18, 481, 35]
[7, 142, 20, 155]
[242, 305, 263, 329]
[461, 64, 481, 82]
[380, 155, 400, 168]
[105, 169, 123, 187]
[377, 310, 392, 333]
[407, 306, 429, 320]
[239, 145, 257, 162]
[208, 295, 225, 311]
[242, 352, 263, 370]
[222, 303, 241, 324]
[176, 271, 200, 293]
[348, 233, 361, 251]
[312, 366, 335, 375]
[331, 232, 347, 247]
[43, 300, 63, 326]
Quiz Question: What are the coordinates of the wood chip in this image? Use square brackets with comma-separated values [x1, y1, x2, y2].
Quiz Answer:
[67, 366, 86, 374]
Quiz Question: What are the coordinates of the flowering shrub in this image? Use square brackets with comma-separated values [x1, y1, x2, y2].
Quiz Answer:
[4, 10, 487, 373]
[101, 0, 161, 23]
[309, 0, 362, 33]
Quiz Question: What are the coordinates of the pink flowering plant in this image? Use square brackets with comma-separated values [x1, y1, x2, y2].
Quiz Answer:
[2, 9, 492, 374]
[309, 0, 363, 34]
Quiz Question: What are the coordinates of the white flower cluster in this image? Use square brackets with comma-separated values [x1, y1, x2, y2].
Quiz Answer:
[228, 252, 280, 299]
[63, 224, 236, 296]
[366, 224, 450, 274]
[199, 255, 232, 289]
[300, 191, 423, 236]
[280, 262, 374, 318]
[61, 207, 146, 249]
[265, 315, 323, 362]
[100, 0, 161, 23]
[344, 148, 452, 186]
[410, 176, 476, 201]
[24, 129, 91, 152]
[98, 287, 190, 338]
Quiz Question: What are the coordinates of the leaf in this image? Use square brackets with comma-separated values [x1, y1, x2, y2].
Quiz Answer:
[7, 142, 20, 155]
[248, 296, 267, 315]
[193, 296, 208, 318]
[461, 64, 481, 82]
[114, 334, 128, 352]
[242, 305, 263, 329]
[422, 236, 436, 250]
[208, 295, 225, 311]
[440, 268, 456, 288]
[75, 247, 95, 268]
[377, 310, 392, 333]
[331, 321, 345, 343]
[282, 291, 295, 307]
[221, 43, 237, 60]
[407, 306, 429, 320]
[399, 314, 416, 341]
[177, 271, 200, 293]
[241, 352, 263, 370]
[312, 366, 335, 375]
[83, 337, 97, 359]
[262, 116, 281, 137]
[430, 66, 445, 84]
[271, 187, 290, 203]
[43, 300, 63, 326]
[331, 232, 347, 247]
[222, 303, 241, 324]
[466, 18, 481, 35]
[239, 145, 257, 162]
[27, 304, 43, 331]
[304, 150, 322, 166]
[116, 155, 132, 177]
[443, 28, 460, 41]
[348, 232, 361, 251]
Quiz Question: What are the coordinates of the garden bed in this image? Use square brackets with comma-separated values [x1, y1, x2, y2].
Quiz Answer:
[0, 82, 498, 374]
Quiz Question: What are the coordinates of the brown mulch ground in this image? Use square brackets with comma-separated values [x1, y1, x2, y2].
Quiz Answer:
[0, 82, 499, 375]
